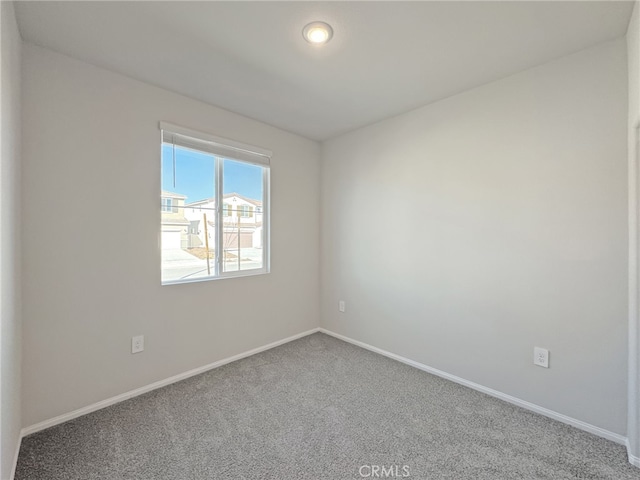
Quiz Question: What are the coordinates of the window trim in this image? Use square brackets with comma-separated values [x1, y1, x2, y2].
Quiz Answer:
[160, 122, 271, 285]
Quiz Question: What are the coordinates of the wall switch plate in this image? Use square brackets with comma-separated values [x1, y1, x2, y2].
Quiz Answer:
[132, 335, 144, 354]
[534, 347, 549, 368]
[339, 300, 346, 313]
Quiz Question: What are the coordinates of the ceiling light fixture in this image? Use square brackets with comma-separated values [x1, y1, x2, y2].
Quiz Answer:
[302, 21, 333, 45]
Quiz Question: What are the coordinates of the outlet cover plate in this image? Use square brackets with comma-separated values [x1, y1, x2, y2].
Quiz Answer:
[534, 347, 549, 368]
[132, 335, 144, 354]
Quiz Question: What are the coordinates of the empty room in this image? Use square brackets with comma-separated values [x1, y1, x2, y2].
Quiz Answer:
[3, 0, 640, 478]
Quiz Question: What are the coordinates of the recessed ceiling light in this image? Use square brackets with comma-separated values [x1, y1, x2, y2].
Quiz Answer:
[302, 21, 333, 45]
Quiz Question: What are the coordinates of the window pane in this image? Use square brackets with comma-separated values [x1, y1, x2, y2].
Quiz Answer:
[161, 144, 215, 200]
[161, 144, 216, 283]
[222, 158, 264, 273]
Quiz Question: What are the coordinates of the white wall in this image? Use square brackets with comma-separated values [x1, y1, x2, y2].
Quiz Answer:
[0, 2, 22, 478]
[321, 40, 628, 434]
[21, 44, 320, 427]
[627, 0, 640, 462]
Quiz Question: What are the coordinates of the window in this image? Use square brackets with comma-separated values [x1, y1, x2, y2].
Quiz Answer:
[161, 198, 173, 212]
[239, 205, 253, 218]
[160, 122, 270, 285]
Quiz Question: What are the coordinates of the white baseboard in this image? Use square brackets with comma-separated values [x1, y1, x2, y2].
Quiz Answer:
[9, 434, 22, 480]
[319, 328, 629, 448]
[627, 439, 640, 467]
[21, 327, 320, 437]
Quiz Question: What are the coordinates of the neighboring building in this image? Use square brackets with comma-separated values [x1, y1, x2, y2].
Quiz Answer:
[160, 191, 190, 249]
[184, 193, 263, 249]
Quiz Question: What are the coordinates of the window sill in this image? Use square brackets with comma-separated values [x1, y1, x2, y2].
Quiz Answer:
[161, 268, 269, 286]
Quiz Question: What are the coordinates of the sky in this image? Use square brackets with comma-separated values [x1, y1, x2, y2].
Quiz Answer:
[161, 144, 264, 203]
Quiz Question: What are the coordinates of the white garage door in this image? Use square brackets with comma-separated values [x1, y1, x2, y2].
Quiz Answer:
[161, 229, 182, 249]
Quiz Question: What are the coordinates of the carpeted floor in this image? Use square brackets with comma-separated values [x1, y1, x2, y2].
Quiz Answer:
[15, 333, 640, 479]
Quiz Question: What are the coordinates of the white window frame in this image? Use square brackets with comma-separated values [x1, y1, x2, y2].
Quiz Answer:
[160, 122, 271, 285]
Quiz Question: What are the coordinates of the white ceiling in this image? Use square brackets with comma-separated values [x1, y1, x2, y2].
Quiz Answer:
[15, 1, 634, 141]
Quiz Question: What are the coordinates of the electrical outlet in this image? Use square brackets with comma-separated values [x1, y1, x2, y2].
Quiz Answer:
[132, 335, 144, 354]
[534, 347, 549, 368]
[339, 300, 346, 313]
